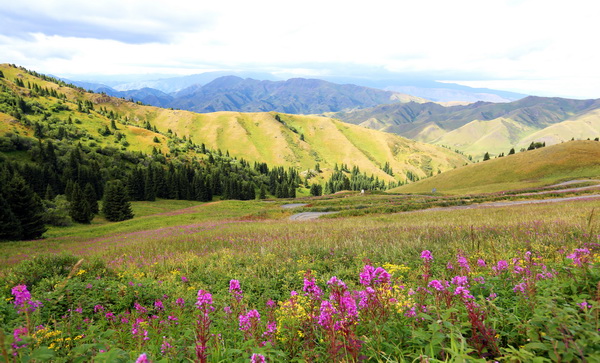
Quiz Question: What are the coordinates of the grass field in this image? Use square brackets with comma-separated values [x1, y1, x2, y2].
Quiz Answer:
[391, 140, 600, 195]
[1, 193, 599, 362]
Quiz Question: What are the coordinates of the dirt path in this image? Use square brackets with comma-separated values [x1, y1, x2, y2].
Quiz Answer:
[289, 212, 338, 221]
[405, 194, 600, 214]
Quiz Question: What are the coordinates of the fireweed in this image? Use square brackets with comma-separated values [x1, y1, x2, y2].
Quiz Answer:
[1, 245, 598, 361]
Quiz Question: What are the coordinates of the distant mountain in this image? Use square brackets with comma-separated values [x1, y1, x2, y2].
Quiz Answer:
[333, 96, 600, 158]
[169, 76, 428, 114]
[317, 76, 527, 103]
[112, 71, 279, 93]
[0, 63, 469, 183]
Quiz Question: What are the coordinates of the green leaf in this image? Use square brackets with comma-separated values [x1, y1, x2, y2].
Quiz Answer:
[29, 347, 56, 361]
[524, 342, 549, 351]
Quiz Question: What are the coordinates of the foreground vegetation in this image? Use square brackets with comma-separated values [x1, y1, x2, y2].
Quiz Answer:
[1, 197, 599, 362]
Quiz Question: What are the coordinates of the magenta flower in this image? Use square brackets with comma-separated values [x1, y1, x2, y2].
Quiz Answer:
[11, 327, 28, 356]
[428, 280, 447, 291]
[303, 277, 323, 299]
[175, 298, 185, 308]
[477, 259, 486, 267]
[318, 300, 335, 328]
[326, 276, 347, 289]
[567, 248, 591, 266]
[239, 309, 261, 332]
[420, 250, 433, 261]
[154, 300, 164, 311]
[454, 286, 474, 299]
[493, 260, 509, 273]
[250, 353, 266, 363]
[196, 290, 214, 311]
[578, 301, 592, 310]
[94, 304, 105, 313]
[11, 285, 42, 314]
[451, 275, 469, 286]
[359, 265, 376, 286]
[135, 353, 150, 363]
[229, 279, 244, 302]
[457, 254, 471, 272]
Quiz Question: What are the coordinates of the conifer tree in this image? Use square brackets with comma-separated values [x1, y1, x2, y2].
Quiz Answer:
[5, 174, 47, 239]
[70, 183, 93, 223]
[483, 152, 490, 161]
[84, 183, 99, 214]
[102, 180, 134, 222]
[0, 193, 22, 241]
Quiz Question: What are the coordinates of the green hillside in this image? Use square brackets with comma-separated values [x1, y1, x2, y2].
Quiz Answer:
[389, 140, 600, 195]
[0, 64, 469, 183]
[333, 97, 600, 159]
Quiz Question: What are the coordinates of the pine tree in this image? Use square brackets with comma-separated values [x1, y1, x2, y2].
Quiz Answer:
[0, 193, 22, 241]
[483, 152, 490, 161]
[84, 183, 99, 214]
[70, 183, 93, 223]
[102, 180, 134, 222]
[508, 148, 515, 155]
[5, 174, 47, 239]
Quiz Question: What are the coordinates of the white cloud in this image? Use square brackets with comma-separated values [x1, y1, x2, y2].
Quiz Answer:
[1, 0, 600, 97]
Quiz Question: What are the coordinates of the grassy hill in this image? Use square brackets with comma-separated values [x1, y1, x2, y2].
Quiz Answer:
[334, 97, 600, 159]
[0, 64, 469, 183]
[389, 140, 600, 195]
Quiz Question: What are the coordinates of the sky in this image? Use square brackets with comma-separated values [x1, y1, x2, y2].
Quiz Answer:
[1, 0, 599, 99]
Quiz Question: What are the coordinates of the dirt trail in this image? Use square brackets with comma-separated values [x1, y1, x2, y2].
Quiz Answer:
[289, 212, 338, 221]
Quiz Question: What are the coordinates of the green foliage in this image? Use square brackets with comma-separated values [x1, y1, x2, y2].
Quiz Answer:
[102, 180, 134, 222]
[70, 183, 93, 223]
[4, 173, 47, 240]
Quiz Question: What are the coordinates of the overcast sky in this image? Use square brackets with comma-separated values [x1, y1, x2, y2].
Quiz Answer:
[1, 0, 599, 98]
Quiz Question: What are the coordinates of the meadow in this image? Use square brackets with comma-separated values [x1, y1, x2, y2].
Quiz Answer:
[1, 195, 599, 362]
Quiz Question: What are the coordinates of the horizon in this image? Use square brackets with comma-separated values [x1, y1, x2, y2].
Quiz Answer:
[2, 0, 600, 99]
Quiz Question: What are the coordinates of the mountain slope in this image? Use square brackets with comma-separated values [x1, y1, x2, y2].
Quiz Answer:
[169, 76, 428, 114]
[389, 140, 600, 195]
[0, 64, 468, 183]
[334, 96, 600, 158]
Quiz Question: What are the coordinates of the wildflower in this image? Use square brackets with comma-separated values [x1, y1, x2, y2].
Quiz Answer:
[420, 250, 433, 261]
[318, 300, 335, 328]
[154, 300, 164, 311]
[567, 248, 591, 266]
[196, 290, 215, 319]
[487, 293, 497, 301]
[181, 276, 188, 283]
[230, 279, 244, 302]
[251, 353, 266, 363]
[477, 258, 486, 267]
[161, 337, 172, 354]
[578, 301, 592, 310]
[404, 306, 417, 318]
[11, 327, 28, 356]
[454, 286, 474, 299]
[457, 254, 471, 272]
[135, 353, 150, 363]
[11, 285, 42, 314]
[446, 262, 454, 270]
[327, 276, 347, 289]
[513, 282, 526, 294]
[239, 310, 261, 332]
[493, 260, 509, 273]
[303, 277, 323, 299]
[175, 298, 185, 308]
[224, 306, 232, 314]
[94, 304, 105, 313]
[134, 302, 147, 313]
[266, 299, 276, 308]
[359, 265, 376, 286]
[428, 280, 446, 291]
[450, 276, 469, 286]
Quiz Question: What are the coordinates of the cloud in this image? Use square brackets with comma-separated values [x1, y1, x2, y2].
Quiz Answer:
[0, 0, 215, 44]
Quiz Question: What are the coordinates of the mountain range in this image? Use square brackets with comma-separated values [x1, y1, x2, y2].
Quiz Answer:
[73, 76, 427, 114]
[0, 63, 469, 183]
[332, 96, 600, 158]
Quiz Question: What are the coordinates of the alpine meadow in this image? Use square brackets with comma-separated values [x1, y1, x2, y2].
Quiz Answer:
[1, 3, 600, 361]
